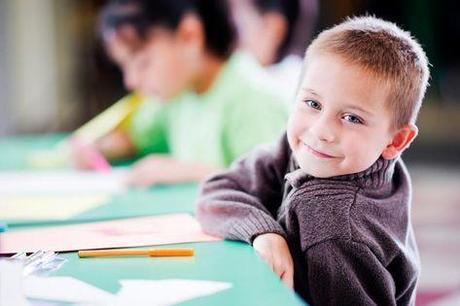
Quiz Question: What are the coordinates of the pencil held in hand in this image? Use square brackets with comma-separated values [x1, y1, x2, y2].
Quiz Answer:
[78, 248, 195, 258]
[70, 137, 111, 172]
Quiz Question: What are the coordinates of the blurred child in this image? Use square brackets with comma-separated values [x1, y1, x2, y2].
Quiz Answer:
[197, 16, 429, 305]
[69, 2, 161, 164]
[72, 0, 287, 186]
[230, 0, 318, 99]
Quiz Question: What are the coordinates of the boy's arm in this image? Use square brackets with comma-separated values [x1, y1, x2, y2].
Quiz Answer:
[196, 134, 290, 244]
[305, 240, 401, 306]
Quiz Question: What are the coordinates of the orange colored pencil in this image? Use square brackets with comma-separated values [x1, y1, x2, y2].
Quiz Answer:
[78, 248, 194, 258]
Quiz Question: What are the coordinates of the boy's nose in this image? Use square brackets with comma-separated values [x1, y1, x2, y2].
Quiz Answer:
[309, 116, 337, 143]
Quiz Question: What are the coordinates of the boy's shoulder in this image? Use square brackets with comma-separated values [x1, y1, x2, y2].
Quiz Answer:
[288, 179, 358, 251]
[288, 159, 413, 262]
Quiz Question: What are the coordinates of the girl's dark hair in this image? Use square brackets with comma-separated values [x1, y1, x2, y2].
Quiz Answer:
[99, 0, 236, 59]
[253, 0, 300, 62]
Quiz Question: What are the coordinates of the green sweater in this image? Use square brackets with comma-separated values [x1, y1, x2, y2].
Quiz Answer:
[129, 52, 288, 167]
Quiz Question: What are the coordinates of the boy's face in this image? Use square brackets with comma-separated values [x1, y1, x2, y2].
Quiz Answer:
[287, 53, 395, 178]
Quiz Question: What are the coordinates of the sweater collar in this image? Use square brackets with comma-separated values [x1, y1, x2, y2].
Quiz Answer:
[285, 156, 397, 189]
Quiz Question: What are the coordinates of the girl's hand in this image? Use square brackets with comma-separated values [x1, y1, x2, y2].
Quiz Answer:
[69, 138, 103, 170]
[68, 131, 135, 170]
[125, 155, 222, 187]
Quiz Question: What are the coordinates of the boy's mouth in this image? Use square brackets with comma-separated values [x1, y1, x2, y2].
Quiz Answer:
[302, 142, 337, 159]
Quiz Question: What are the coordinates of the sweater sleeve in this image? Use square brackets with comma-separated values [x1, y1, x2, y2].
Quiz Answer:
[305, 239, 397, 306]
[196, 134, 290, 244]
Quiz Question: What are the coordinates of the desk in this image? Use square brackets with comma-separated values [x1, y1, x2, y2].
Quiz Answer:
[0, 134, 305, 305]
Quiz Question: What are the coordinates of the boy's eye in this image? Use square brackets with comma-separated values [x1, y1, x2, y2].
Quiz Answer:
[343, 114, 364, 124]
[304, 100, 321, 110]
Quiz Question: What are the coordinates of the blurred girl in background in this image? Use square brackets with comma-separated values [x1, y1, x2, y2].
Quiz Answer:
[71, 0, 287, 186]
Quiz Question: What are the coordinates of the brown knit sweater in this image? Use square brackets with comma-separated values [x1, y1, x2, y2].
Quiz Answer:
[196, 133, 420, 306]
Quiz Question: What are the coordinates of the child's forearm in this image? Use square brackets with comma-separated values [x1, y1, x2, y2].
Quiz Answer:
[196, 134, 289, 243]
[177, 163, 223, 182]
[197, 174, 286, 243]
[125, 156, 224, 187]
[196, 152, 287, 243]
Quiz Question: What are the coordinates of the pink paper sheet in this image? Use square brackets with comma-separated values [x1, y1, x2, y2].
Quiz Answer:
[0, 214, 220, 254]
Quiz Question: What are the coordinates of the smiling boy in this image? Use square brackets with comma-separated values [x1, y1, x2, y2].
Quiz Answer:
[196, 16, 429, 305]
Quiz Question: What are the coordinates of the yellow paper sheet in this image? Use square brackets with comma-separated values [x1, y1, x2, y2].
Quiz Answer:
[0, 194, 109, 220]
[28, 146, 70, 169]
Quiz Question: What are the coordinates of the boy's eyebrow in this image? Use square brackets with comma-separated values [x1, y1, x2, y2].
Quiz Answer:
[301, 88, 322, 98]
[344, 105, 374, 116]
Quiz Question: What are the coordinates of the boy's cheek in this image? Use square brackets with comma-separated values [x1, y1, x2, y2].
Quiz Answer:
[286, 112, 301, 132]
[287, 114, 308, 142]
[286, 120, 298, 151]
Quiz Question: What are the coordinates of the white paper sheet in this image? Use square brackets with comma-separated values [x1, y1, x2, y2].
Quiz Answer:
[24, 277, 232, 305]
[115, 279, 232, 305]
[0, 260, 28, 306]
[0, 169, 128, 195]
[24, 276, 114, 304]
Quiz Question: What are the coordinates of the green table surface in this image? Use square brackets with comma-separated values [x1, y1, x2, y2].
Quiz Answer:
[0, 133, 67, 170]
[0, 134, 306, 305]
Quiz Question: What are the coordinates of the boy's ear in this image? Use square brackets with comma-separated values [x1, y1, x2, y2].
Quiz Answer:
[382, 124, 418, 160]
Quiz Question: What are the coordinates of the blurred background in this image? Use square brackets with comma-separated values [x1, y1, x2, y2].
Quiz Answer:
[0, 0, 459, 305]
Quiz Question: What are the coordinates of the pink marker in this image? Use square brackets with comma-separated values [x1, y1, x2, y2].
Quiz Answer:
[72, 138, 111, 172]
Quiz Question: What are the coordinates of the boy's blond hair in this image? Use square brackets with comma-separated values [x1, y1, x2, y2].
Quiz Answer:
[304, 16, 430, 129]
